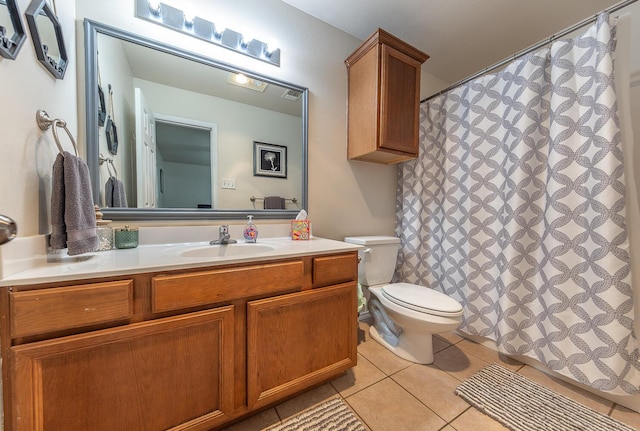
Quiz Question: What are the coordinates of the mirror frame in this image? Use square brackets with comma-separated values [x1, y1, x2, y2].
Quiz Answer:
[0, 0, 27, 60]
[84, 19, 308, 221]
[25, 0, 68, 78]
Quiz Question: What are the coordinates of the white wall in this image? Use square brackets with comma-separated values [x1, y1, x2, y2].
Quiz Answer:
[0, 0, 77, 237]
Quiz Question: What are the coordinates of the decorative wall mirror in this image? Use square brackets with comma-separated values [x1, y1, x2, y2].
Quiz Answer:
[84, 20, 308, 220]
[25, 0, 68, 78]
[0, 0, 26, 59]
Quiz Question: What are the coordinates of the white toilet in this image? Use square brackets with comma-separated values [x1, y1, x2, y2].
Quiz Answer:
[344, 236, 463, 364]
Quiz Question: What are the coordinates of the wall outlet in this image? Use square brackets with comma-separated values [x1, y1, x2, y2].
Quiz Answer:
[221, 178, 236, 189]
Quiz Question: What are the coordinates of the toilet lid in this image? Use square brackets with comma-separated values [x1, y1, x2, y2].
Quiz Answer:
[381, 283, 463, 317]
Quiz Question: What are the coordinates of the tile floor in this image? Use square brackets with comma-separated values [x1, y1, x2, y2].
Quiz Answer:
[223, 321, 640, 431]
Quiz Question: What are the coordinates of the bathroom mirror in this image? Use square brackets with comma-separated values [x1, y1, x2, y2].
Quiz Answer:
[25, 0, 68, 78]
[84, 20, 308, 220]
[0, 0, 26, 59]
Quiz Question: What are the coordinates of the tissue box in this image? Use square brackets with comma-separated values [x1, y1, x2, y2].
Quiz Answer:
[291, 220, 311, 240]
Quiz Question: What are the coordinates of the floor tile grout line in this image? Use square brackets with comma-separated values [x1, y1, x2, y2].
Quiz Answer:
[444, 405, 473, 429]
[452, 340, 526, 370]
[331, 376, 384, 400]
[386, 362, 491, 428]
[356, 345, 413, 377]
[385, 372, 455, 427]
[355, 351, 396, 378]
[341, 395, 375, 431]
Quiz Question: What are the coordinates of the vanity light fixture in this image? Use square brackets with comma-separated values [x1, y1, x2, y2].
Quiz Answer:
[135, 0, 281, 67]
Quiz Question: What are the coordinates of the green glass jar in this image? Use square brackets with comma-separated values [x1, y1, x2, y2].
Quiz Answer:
[114, 225, 139, 249]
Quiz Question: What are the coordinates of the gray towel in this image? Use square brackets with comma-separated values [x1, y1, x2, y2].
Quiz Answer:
[264, 196, 286, 209]
[50, 152, 98, 255]
[105, 176, 128, 208]
[50, 154, 67, 249]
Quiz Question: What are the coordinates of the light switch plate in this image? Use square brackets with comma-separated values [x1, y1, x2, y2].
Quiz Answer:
[221, 178, 236, 189]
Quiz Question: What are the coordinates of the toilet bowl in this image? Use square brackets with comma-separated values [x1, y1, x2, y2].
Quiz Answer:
[344, 236, 463, 364]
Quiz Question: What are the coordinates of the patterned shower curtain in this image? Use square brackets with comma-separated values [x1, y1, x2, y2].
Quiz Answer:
[396, 14, 640, 394]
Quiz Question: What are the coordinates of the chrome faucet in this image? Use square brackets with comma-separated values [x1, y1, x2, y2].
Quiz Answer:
[210, 225, 237, 245]
[0, 214, 17, 245]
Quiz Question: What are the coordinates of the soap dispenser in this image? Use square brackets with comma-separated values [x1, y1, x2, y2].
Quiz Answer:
[243, 215, 258, 243]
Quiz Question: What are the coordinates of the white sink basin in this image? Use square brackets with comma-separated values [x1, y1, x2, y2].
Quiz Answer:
[180, 243, 278, 258]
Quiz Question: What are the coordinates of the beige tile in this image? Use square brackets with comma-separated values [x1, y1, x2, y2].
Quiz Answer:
[392, 364, 470, 422]
[433, 335, 451, 354]
[346, 378, 447, 431]
[610, 404, 640, 429]
[274, 383, 339, 420]
[220, 408, 280, 431]
[435, 331, 465, 345]
[516, 365, 613, 415]
[450, 407, 509, 431]
[331, 353, 387, 397]
[456, 339, 522, 372]
[357, 337, 413, 376]
[440, 426, 457, 431]
[432, 344, 490, 382]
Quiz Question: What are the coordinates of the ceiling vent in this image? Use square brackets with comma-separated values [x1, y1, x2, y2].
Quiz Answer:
[281, 89, 302, 101]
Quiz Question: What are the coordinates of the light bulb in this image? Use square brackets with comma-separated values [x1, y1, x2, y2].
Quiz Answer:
[148, 0, 161, 16]
[183, 12, 195, 27]
[266, 38, 279, 54]
[234, 74, 249, 85]
[214, 25, 226, 40]
[242, 32, 255, 47]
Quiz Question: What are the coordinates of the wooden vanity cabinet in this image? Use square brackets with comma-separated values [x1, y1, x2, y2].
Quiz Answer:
[11, 307, 235, 431]
[247, 282, 357, 409]
[345, 28, 429, 164]
[1, 251, 358, 431]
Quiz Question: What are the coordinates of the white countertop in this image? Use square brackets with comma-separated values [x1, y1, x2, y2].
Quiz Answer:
[0, 237, 362, 286]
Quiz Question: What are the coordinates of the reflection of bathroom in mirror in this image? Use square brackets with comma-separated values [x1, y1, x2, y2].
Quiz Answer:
[84, 20, 308, 220]
[24, 0, 68, 78]
[0, 0, 26, 60]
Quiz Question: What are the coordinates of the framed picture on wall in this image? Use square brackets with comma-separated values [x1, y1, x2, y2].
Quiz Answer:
[253, 141, 287, 178]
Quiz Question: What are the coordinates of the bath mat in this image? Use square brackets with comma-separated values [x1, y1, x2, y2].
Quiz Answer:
[266, 398, 367, 431]
[455, 364, 635, 431]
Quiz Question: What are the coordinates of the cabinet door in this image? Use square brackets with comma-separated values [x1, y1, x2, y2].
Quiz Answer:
[11, 307, 235, 431]
[379, 43, 423, 155]
[247, 283, 357, 409]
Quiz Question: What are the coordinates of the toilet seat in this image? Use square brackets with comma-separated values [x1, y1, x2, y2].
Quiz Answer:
[381, 283, 463, 317]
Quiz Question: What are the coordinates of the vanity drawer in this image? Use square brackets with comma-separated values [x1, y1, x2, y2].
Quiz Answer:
[152, 260, 305, 313]
[312, 253, 357, 287]
[10, 280, 134, 339]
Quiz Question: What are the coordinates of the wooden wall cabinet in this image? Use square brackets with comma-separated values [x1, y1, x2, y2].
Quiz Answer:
[1, 252, 358, 431]
[346, 28, 429, 164]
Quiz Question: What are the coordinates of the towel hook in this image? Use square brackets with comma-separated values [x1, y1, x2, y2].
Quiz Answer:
[36, 110, 79, 156]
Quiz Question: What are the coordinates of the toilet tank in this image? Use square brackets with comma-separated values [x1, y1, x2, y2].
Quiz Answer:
[344, 236, 401, 286]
